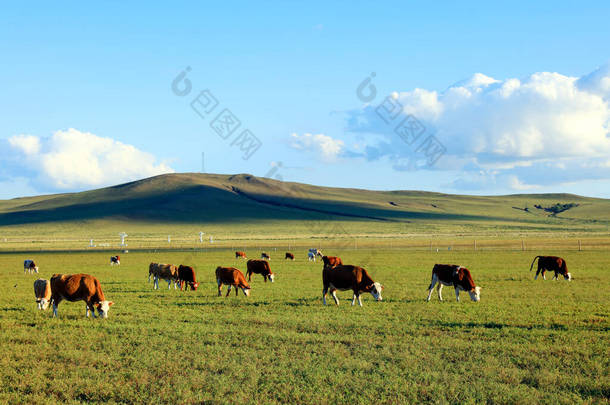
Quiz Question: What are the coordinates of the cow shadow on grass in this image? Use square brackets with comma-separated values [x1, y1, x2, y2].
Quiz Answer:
[426, 319, 580, 331]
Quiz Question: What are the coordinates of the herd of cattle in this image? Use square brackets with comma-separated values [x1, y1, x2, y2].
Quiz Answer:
[25, 251, 572, 319]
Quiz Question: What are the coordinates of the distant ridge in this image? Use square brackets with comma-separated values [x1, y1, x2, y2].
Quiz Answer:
[0, 173, 608, 227]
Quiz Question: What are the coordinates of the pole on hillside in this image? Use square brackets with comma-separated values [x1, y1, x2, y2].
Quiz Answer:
[578, 240, 582, 251]
[474, 240, 477, 251]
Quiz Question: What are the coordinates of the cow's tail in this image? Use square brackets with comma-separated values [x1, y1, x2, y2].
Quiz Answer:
[529, 256, 541, 272]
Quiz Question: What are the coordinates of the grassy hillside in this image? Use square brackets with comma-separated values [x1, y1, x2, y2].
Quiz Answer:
[0, 173, 608, 249]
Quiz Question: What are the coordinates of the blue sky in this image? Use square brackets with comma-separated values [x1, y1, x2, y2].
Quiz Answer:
[1, 1, 610, 198]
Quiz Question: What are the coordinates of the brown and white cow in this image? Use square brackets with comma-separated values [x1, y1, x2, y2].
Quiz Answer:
[235, 251, 247, 259]
[285, 252, 295, 260]
[322, 265, 383, 307]
[530, 256, 571, 281]
[110, 255, 120, 265]
[427, 264, 481, 302]
[24, 260, 39, 274]
[260, 252, 271, 260]
[215, 266, 251, 297]
[246, 259, 275, 282]
[178, 265, 199, 291]
[149, 263, 180, 290]
[50, 273, 114, 318]
[322, 256, 343, 268]
[33, 279, 51, 310]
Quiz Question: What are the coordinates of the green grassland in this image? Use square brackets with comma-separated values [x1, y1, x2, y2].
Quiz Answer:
[1, 248, 608, 404]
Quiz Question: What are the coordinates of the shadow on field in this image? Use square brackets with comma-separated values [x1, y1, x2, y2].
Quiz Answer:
[428, 320, 575, 331]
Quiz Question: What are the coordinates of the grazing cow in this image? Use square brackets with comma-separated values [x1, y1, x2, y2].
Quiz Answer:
[149, 263, 180, 290]
[110, 255, 120, 265]
[33, 279, 51, 310]
[261, 252, 271, 261]
[246, 259, 275, 282]
[285, 252, 295, 260]
[23, 260, 39, 274]
[322, 265, 383, 307]
[50, 273, 114, 318]
[235, 251, 247, 259]
[322, 256, 343, 268]
[308, 252, 316, 262]
[177, 265, 199, 291]
[530, 256, 571, 281]
[215, 267, 251, 297]
[427, 264, 481, 302]
[309, 248, 323, 257]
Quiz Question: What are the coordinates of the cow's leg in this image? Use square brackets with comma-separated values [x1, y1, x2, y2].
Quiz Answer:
[247, 271, 251, 282]
[217, 280, 222, 296]
[357, 294, 363, 307]
[455, 287, 460, 302]
[226, 285, 232, 297]
[322, 287, 328, 305]
[52, 297, 61, 318]
[235, 287, 238, 296]
[331, 289, 339, 305]
[351, 293, 357, 306]
[552, 272, 558, 281]
[427, 278, 437, 301]
[542, 270, 546, 280]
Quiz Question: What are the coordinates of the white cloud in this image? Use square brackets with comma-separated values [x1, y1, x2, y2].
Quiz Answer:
[289, 133, 344, 162]
[5, 128, 174, 190]
[9, 135, 41, 155]
[346, 64, 610, 191]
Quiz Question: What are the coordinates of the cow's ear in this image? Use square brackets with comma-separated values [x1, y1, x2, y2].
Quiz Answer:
[108, 301, 114, 306]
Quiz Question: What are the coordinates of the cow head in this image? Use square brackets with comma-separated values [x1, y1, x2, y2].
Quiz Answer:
[565, 272, 572, 281]
[369, 282, 383, 301]
[96, 301, 114, 318]
[243, 287, 251, 297]
[190, 282, 199, 291]
[268, 273, 275, 283]
[468, 286, 482, 302]
[37, 298, 49, 310]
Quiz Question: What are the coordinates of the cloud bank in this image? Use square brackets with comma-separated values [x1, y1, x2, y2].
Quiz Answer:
[346, 65, 610, 191]
[2, 128, 174, 192]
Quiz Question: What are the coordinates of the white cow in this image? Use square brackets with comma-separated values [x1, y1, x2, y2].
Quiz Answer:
[24, 260, 39, 274]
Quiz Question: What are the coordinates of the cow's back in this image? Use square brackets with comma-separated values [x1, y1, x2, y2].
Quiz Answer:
[51, 274, 104, 302]
[324, 265, 368, 289]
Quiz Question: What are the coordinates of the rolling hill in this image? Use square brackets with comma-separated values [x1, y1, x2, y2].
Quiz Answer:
[0, 173, 609, 231]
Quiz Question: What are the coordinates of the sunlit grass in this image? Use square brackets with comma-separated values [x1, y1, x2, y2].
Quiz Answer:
[0, 248, 608, 404]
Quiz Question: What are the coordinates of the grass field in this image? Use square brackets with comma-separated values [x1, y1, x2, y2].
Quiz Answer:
[1, 248, 608, 404]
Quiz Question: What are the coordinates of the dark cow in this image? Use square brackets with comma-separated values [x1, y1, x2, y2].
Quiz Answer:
[50, 273, 114, 318]
[530, 256, 571, 281]
[322, 256, 343, 268]
[322, 265, 383, 307]
[215, 267, 251, 297]
[285, 252, 295, 260]
[427, 264, 481, 302]
[260, 252, 271, 261]
[24, 260, 39, 274]
[178, 265, 199, 291]
[110, 255, 120, 266]
[246, 259, 275, 282]
[235, 251, 247, 259]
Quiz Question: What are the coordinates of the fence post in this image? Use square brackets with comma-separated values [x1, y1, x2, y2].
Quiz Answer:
[522, 240, 525, 251]
[578, 240, 582, 251]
